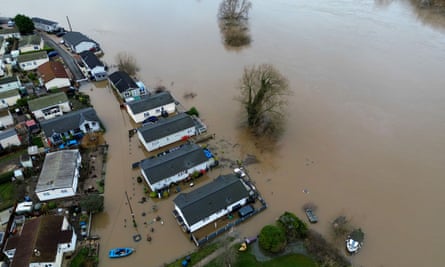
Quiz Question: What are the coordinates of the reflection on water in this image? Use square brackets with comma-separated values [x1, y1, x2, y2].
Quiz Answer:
[217, 0, 252, 49]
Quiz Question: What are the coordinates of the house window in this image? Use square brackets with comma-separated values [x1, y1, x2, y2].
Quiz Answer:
[61, 189, 68, 193]
[155, 109, 161, 113]
[43, 192, 50, 196]
[143, 112, 149, 118]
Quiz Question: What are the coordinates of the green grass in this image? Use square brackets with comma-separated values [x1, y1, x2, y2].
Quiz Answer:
[69, 247, 98, 267]
[165, 242, 219, 267]
[0, 183, 16, 210]
[205, 252, 317, 267]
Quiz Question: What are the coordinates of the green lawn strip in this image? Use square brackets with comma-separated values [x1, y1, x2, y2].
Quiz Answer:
[69, 247, 98, 267]
[0, 182, 16, 210]
[205, 252, 317, 267]
[0, 149, 27, 164]
[166, 242, 219, 267]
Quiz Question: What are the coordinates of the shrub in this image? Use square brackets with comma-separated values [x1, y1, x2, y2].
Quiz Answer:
[47, 201, 57, 210]
[186, 107, 200, 117]
[0, 171, 14, 185]
[149, 191, 157, 198]
[305, 230, 350, 267]
[259, 224, 287, 253]
[277, 211, 308, 240]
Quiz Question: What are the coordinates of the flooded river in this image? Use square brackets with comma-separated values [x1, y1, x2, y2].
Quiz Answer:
[4, 1, 445, 266]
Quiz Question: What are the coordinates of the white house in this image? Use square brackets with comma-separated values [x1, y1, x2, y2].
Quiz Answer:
[0, 108, 13, 128]
[0, 27, 20, 39]
[3, 215, 76, 267]
[0, 75, 21, 93]
[28, 92, 71, 121]
[137, 113, 196, 152]
[35, 149, 81, 201]
[173, 174, 253, 233]
[17, 51, 49, 71]
[63, 31, 99, 54]
[18, 34, 44, 53]
[38, 61, 71, 90]
[0, 89, 21, 107]
[32, 17, 60, 33]
[140, 143, 213, 192]
[108, 71, 147, 100]
[39, 107, 101, 147]
[0, 128, 21, 149]
[126, 91, 176, 124]
[79, 51, 107, 81]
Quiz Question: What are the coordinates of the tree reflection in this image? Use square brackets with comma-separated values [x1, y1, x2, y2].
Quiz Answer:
[218, 0, 252, 49]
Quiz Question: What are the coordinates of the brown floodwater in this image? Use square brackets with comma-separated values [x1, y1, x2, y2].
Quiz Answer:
[5, 1, 445, 266]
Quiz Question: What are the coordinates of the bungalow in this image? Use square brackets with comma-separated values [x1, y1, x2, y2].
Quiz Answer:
[0, 128, 21, 149]
[35, 149, 81, 201]
[28, 92, 71, 121]
[18, 34, 44, 53]
[0, 108, 13, 128]
[0, 75, 21, 93]
[0, 89, 21, 107]
[137, 113, 196, 152]
[79, 51, 107, 81]
[126, 91, 176, 123]
[63, 31, 99, 54]
[140, 143, 213, 192]
[0, 26, 20, 39]
[39, 107, 101, 146]
[173, 174, 253, 233]
[38, 61, 71, 90]
[17, 51, 49, 71]
[109, 70, 146, 100]
[32, 17, 60, 33]
[3, 215, 76, 267]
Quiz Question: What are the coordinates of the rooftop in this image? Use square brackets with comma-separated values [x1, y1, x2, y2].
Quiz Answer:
[109, 71, 138, 93]
[37, 61, 69, 83]
[127, 91, 175, 114]
[139, 113, 195, 143]
[28, 92, 69, 111]
[40, 107, 100, 137]
[17, 51, 48, 63]
[18, 34, 42, 47]
[35, 149, 80, 192]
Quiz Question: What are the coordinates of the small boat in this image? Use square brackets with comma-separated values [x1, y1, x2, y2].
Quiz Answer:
[305, 208, 318, 223]
[346, 228, 364, 254]
[108, 247, 134, 258]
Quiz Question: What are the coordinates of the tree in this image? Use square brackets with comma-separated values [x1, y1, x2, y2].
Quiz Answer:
[80, 194, 104, 213]
[116, 52, 139, 76]
[218, 0, 252, 48]
[277, 211, 308, 240]
[258, 224, 287, 253]
[13, 14, 34, 34]
[239, 64, 290, 137]
[218, 0, 252, 20]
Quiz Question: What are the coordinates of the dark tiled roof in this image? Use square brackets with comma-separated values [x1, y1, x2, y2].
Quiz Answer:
[109, 71, 138, 93]
[31, 17, 58, 26]
[0, 128, 17, 140]
[127, 91, 174, 114]
[5, 215, 73, 267]
[28, 92, 68, 111]
[0, 75, 18, 85]
[40, 107, 100, 137]
[174, 174, 250, 226]
[63, 31, 96, 46]
[139, 113, 195, 143]
[140, 143, 207, 185]
[79, 50, 103, 68]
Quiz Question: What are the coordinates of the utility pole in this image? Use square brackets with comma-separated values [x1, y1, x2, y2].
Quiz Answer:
[66, 16, 73, 32]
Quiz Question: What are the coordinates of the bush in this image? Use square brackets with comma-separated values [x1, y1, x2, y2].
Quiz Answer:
[149, 191, 157, 198]
[47, 201, 57, 210]
[186, 107, 200, 117]
[0, 171, 14, 185]
[259, 224, 287, 253]
[277, 211, 308, 240]
[305, 230, 350, 267]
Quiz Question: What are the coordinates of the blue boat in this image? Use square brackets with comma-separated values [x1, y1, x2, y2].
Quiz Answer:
[108, 247, 134, 258]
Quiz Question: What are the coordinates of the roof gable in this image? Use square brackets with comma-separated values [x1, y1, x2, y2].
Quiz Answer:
[109, 71, 138, 93]
[139, 113, 195, 143]
[140, 143, 208, 184]
[127, 91, 175, 114]
[28, 92, 69, 111]
[174, 174, 250, 226]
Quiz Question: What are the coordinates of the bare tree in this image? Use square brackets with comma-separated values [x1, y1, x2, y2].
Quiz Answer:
[116, 52, 139, 76]
[218, 0, 252, 20]
[239, 64, 291, 137]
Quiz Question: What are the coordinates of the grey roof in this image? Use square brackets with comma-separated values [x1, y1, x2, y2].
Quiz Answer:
[0, 89, 19, 99]
[140, 143, 207, 185]
[139, 113, 195, 143]
[109, 71, 138, 93]
[174, 174, 251, 226]
[18, 34, 42, 47]
[31, 17, 58, 26]
[79, 50, 103, 68]
[40, 107, 100, 137]
[0, 75, 18, 85]
[63, 31, 96, 46]
[17, 51, 48, 63]
[0, 128, 17, 140]
[28, 92, 68, 111]
[35, 149, 80, 192]
[127, 91, 175, 114]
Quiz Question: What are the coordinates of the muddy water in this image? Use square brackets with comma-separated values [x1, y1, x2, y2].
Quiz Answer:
[5, 1, 445, 266]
